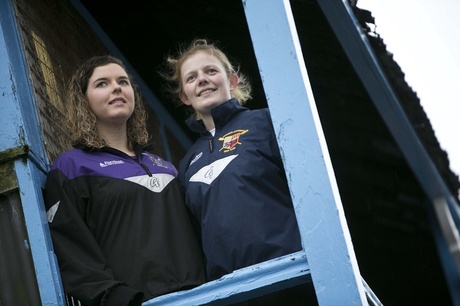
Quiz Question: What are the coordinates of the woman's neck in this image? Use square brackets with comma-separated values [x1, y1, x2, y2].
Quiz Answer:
[199, 113, 215, 132]
[97, 124, 134, 156]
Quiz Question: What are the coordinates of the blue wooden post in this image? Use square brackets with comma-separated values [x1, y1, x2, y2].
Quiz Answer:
[0, 1, 64, 304]
[243, 1, 368, 304]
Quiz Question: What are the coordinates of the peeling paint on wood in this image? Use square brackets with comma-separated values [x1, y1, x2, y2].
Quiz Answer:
[0, 161, 18, 194]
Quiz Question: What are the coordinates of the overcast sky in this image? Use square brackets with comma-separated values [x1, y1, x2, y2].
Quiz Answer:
[357, 0, 460, 179]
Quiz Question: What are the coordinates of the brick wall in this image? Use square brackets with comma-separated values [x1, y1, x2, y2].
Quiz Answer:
[12, 0, 179, 164]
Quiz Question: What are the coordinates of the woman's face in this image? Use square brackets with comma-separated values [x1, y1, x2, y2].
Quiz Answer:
[86, 63, 135, 128]
[179, 51, 237, 117]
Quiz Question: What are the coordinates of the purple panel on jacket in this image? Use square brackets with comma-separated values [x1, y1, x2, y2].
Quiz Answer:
[51, 149, 177, 180]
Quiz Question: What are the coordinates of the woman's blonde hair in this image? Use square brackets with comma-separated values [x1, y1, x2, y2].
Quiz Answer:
[66, 55, 149, 149]
[162, 38, 252, 116]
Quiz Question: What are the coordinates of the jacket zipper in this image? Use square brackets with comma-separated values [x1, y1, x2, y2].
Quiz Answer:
[102, 146, 153, 176]
[139, 162, 152, 176]
[209, 137, 214, 152]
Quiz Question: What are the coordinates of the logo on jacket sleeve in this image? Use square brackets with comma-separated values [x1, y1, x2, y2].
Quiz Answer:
[218, 129, 248, 152]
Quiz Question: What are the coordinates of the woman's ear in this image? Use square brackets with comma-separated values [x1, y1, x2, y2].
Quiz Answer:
[229, 74, 239, 91]
[179, 92, 191, 105]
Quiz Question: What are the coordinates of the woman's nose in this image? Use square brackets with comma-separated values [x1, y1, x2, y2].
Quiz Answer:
[197, 73, 209, 85]
[112, 82, 122, 92]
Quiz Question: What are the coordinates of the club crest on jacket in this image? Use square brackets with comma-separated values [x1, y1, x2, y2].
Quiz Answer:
[218, 129, 248, 152]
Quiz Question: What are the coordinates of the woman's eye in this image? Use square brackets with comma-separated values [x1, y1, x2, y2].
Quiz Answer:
[186, 75, 196, 83]
[207, 68, 217, 74]
[119, 79, 130, 86]
[96, 81, 107, 88]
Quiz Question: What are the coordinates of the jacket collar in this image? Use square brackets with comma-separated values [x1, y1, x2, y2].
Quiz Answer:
[74, 142, 154, 159]
[186, 98, 247, 135]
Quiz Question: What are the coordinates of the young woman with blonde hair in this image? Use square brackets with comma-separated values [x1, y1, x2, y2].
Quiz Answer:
[163, 39, 317, 305]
